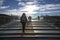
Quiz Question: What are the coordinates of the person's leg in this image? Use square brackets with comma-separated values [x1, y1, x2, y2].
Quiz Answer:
[23, 24, 25, 33]
[22, 23, 26, 33]
[22, 23, 24, 33]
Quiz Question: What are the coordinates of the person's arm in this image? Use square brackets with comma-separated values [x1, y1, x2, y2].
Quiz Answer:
[25, 16, 27, 22]
[20, 16, 22, 22]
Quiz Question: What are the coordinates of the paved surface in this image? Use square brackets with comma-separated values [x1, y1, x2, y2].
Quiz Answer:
[0, 20, 60, 40]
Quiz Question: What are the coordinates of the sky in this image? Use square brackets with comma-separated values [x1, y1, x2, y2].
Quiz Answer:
[0, 0, 60, 18]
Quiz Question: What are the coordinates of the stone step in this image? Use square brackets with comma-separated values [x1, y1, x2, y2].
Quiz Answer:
[0, 30, 60, 33]
[0, 33, 60, 35]
[0, 28, 60, 30]
[0, 35, 60, 37]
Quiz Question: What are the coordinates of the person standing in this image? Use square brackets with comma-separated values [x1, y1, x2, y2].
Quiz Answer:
[38, 16, 40, 20]
[28, 16, 32, 21]
[20, 13, 27, 33]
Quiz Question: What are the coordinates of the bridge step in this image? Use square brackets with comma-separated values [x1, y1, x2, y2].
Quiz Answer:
[0, 28, 60, 30]
[0, 30, 60, 33]
[0, 24, 55, 28]
[0, 32, 60, 34]
[0, 35, 60, 37]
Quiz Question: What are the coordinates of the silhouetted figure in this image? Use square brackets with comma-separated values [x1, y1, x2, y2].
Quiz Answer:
[20, 13, 27, 33]
[28, 16, 32, 21]
[38, 16, 40, 20]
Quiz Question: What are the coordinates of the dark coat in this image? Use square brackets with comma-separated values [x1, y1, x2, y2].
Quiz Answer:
[20, 14, 27, 23]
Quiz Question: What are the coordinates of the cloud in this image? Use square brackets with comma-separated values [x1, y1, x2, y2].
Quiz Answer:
[39, 4, 60, 9]
[18, 2, 26, 6]
[16, 0, 35, 2]
[45, 4, 60, 10]
[37, 4, 60, 12]
[0, 6, 9, 9]
[0, 0, 4, 6]
[20, 5, 39, 12]
[7, 9, 21, 16]
[16, 0, 21, 1]
[18, 0, 37, 6]
[26, 2, 34, 5]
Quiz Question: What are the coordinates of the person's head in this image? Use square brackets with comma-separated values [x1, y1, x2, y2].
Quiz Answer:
[23, 13, 25, 15]
[22, 13, 27, 17]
